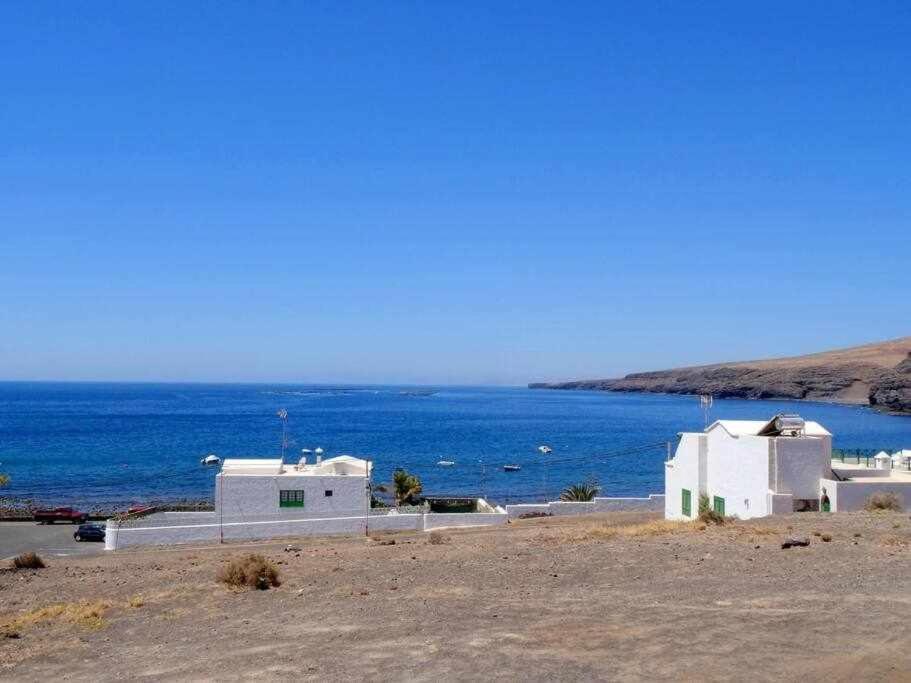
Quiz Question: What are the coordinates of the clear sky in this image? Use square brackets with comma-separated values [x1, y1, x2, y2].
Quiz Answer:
[2, 2, 909, 385]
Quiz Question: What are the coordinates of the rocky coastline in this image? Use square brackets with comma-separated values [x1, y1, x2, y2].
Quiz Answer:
[531, 338, 911, 416]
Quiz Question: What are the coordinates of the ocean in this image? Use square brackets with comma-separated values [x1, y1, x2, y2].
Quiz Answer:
[1, 382, 910, 509]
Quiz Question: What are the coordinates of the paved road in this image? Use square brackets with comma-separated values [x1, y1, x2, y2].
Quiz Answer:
[0, 522, 105, 560]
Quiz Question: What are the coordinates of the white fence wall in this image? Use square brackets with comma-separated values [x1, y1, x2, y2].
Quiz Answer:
[105, 501, 508, 549]
[505, 494, 665, 520]
[823, 478, 911, 512]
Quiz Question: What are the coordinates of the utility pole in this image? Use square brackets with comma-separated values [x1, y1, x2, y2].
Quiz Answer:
[218, 473, 224, 544]
[538, 445, 552, 503]
[365, 459, 372, 537]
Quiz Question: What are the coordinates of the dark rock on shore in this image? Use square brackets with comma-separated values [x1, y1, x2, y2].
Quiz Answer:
[530, 338, 911, 415]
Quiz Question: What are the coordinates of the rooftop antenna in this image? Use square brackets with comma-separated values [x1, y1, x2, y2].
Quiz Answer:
[699, 395, 713, 428]
[277, 409, 288, 460]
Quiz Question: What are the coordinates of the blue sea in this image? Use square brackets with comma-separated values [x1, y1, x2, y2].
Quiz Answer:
[1, 382, 910, 509]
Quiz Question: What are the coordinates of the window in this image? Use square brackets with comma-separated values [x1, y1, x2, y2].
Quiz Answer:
[712, 495, 725, 517]
[279, 490, 304, 508]
[324, 490, 333, 497]
[681, 489, 691, 517]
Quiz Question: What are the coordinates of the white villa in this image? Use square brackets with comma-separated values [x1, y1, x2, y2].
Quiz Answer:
[216, 455, 370, 522]
[665, 414, 832, 520]
[666, 413, 911, 520]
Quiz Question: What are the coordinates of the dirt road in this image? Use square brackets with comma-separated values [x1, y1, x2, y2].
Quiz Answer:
[1, 511, 910, 681]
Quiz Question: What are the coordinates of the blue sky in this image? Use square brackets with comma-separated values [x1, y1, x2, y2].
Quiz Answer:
[1, 2, 909, 384]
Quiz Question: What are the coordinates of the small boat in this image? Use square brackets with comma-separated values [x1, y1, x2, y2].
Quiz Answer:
[503, 464, 521, 472]
[200, 454, 221, 466]
[437, 460, 455, 467]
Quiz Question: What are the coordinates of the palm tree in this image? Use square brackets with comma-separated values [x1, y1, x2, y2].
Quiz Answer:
[392, 469, 422, 506]
[560, 481, 599, 502]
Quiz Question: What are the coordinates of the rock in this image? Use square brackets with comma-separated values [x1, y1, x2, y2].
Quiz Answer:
[781, 537, 811, 549]
[284, 545, 302, 553]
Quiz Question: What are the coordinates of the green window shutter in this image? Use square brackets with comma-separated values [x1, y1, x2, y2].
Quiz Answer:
[681, 489, 691, 517]
[713, 496, 725, 517]
[279, 490, 305, 508]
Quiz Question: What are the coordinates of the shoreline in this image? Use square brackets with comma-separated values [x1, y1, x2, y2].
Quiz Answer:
[528, 385, 911, 417]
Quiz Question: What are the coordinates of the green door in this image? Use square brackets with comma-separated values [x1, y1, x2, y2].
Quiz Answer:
[681, 489, 692, 517]
[712, 495, 725, 517]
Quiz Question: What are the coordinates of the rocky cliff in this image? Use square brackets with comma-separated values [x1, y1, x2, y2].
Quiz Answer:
[530, 337, 911, 415]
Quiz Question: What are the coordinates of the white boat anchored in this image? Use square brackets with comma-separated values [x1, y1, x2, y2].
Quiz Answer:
[437, 460, 455, 467]
[200, 454, 221, 466]
[503, 464, 521, 472]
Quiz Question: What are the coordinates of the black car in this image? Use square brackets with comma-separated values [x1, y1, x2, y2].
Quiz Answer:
[74, 524, 105, 542]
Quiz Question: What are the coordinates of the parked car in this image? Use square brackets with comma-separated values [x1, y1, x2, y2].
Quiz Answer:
[74, 523, 105, 542]
[33, 507, 89, 524]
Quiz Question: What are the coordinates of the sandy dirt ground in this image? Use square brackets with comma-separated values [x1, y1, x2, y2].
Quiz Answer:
[2, 511, 911, 681]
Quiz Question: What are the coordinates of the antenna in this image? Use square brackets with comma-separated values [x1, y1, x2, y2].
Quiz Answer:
[699, 395, 713, 428]
[277, 409, 288, 460]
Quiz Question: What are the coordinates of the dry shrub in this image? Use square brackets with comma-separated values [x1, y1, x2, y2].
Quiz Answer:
[217, 554, 281, 590]
[428, 531, 448, 545]
[821, 534, 833, 542]
[735, 525, 778, 537]
[3, 601, 110, 633]
[698, 508, 725, 526]
[582, 520, 693, 541]
[864, 492, 903, 512]
[128, 595, 144, 608]
[12, 552, 45, 570]
[517, 511, 553, 520]
[880, 535, 908, 547]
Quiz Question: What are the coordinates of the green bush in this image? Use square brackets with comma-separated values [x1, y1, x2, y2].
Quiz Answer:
[559, 481, 599, 502]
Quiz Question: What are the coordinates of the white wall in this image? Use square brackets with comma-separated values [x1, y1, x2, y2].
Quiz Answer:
[664, 434, 703, 520]
[507, 495, 665, 520]
[773, 437, 830, 500]
[106, 500, 508, 549]
[704, 432, 771, 519]
[823, 478, 911, 512]
[216, 472, 367, 522]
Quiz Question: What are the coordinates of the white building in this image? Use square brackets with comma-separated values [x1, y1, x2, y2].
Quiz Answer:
[215, 455, 370, 523]
[665, 414, 832, 520]
[105, 454, 508, 549]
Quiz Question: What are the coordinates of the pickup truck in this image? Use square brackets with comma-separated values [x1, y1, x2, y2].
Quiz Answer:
[33, 507, 89, 524]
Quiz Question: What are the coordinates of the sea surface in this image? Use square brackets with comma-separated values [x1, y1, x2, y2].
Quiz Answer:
[1, 382, 910, 509]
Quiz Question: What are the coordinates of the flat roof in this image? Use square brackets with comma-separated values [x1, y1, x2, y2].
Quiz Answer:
[706, 419, 831, 438]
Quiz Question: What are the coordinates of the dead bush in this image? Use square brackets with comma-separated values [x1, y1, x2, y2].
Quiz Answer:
[582, 520, 692, 541]
[3, 601, 109, 633]
[217, 554, 281, 590]
[12, 552, 45, 570]
[697, 508, 725, 526]
[864, 492, 903, 512]
[821, 534, 832, 542]
[517, 511, 553, 520]
[428, 531, 448, 545]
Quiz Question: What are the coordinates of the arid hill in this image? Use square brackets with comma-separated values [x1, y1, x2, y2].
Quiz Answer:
[530, 337, 911, 415]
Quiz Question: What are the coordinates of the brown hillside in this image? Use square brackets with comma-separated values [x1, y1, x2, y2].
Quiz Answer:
[530, 337, 911, 415]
